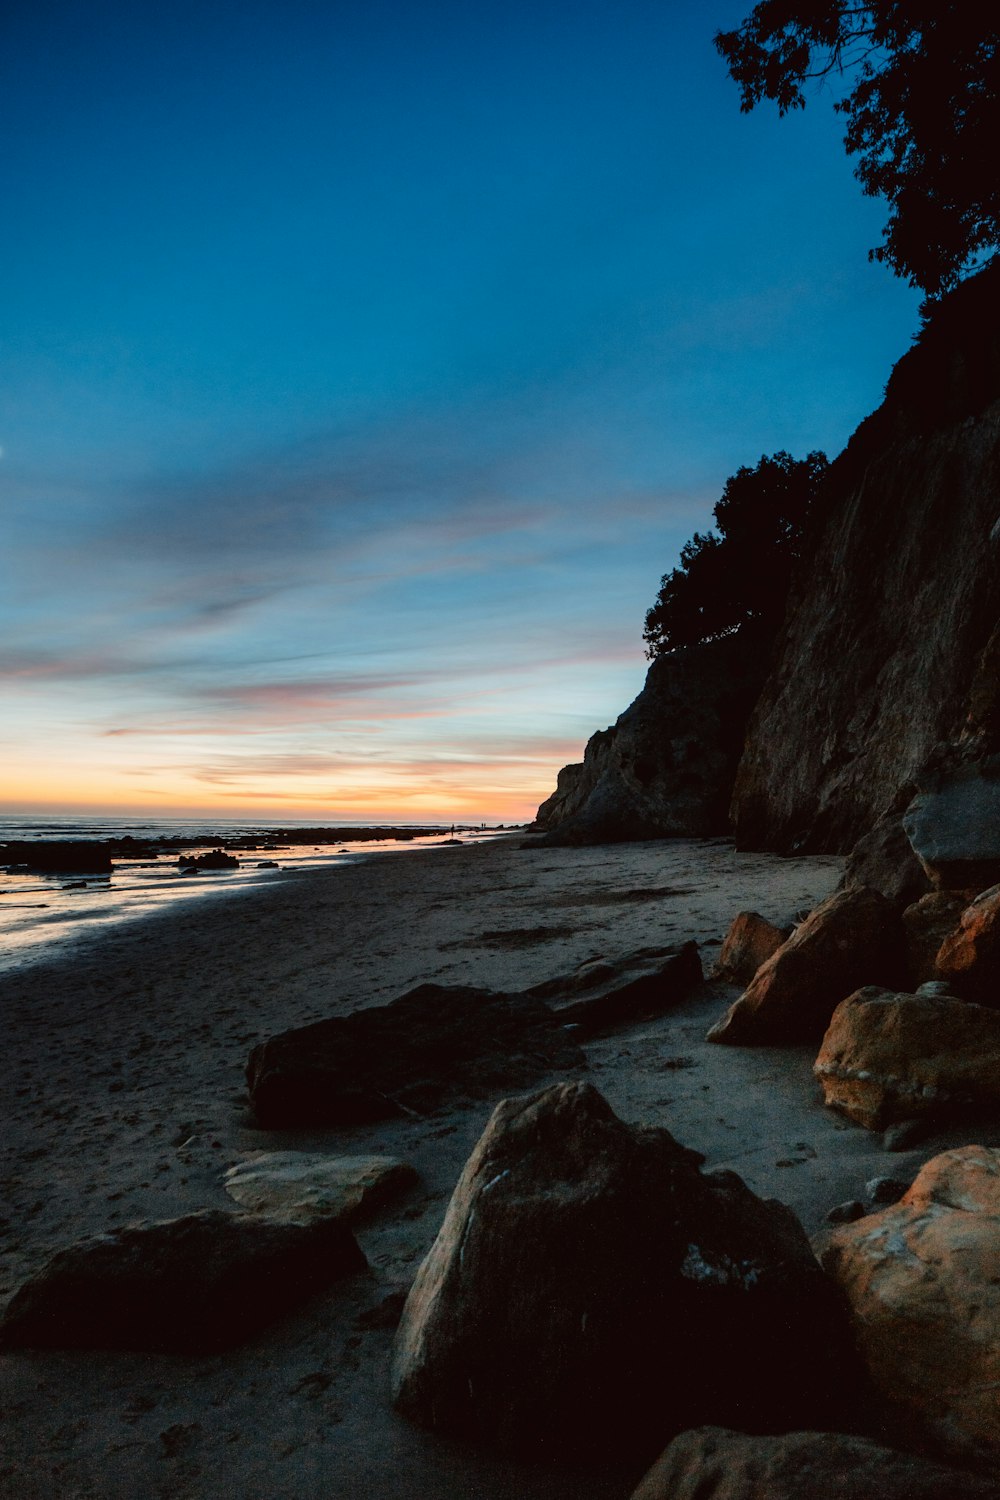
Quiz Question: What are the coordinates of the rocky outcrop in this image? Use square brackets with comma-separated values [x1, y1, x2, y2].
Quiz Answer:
[814, 986, 1000, 1129]
[903, 763, 1000, 889]
[820, 1145, 1000, 1468]
[629, 1427, 1000, 1500]
[707, 887, 902, 1045]
[731, 266, 1000, 854]
[0, 840, 113, 874]
[0, 1209, 366, 1353]
[391, 1081, 858, 1462]
[533, 633, 767, 844]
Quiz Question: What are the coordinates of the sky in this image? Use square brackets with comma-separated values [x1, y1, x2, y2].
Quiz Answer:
[0, 0, 922, 823]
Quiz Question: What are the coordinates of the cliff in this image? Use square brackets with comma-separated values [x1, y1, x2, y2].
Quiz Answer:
[731, 264, 1000, 853]
[532, 633, 766, 844]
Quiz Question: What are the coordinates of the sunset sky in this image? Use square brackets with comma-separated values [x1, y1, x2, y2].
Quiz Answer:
[1, 0, 921, 822]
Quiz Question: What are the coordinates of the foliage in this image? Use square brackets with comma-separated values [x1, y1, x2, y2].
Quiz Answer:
[643, 450, 828, 657]
[715, 3, 1000, 296]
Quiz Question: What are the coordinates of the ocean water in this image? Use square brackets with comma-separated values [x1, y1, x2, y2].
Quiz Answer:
[0, 815, 503, 976]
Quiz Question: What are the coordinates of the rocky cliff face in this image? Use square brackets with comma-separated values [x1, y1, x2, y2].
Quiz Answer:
[532, 633, 766, 844]
[731, 266, 1000, 853]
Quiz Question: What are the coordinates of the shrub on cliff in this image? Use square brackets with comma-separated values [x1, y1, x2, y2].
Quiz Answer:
[643, 450, 828, 658]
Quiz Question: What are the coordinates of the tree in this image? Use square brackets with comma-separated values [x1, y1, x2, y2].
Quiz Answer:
[715, 4, 1000, 297]
[643, 450, 828, 657]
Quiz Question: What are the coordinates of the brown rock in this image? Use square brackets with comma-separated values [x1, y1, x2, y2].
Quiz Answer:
[935, 884, 1000, 1003]
[712, 911, 791, 986]
[820, 1145, 1000, 1467]
[629, 1426, 1000, 1500]
[223, 1152, 417, 1223]
[814, 986, 1000, 1130]
[0, 1209, 367, 1354]
[391, 1081, 858, 1462]
[842, 813, 931, 909]
[707, 887, 902, 1046]
[902, 890, 971, 986]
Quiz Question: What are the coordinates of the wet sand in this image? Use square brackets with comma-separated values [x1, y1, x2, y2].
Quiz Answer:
[0, 834, 949, 1499]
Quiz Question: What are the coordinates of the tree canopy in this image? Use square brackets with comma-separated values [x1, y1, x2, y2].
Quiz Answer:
[715, 3, 1000, 297]
[643, 450, 828, 657]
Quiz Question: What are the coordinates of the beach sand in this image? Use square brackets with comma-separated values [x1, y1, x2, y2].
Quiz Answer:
[0, 834, 960, 1499]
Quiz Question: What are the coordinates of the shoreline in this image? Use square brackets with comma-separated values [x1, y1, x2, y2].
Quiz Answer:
[2, 834, 962, 1499]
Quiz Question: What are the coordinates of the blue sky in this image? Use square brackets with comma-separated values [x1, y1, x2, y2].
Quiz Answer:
[0, 0, 921, 820]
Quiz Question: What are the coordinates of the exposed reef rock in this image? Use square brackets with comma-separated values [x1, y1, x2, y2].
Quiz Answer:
[732, 265, 1000, 853]
[533, 634, 766, 844]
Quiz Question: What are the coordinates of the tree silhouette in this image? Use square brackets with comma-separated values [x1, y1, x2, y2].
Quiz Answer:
[716, 4, 1000, 296]
[643, 451, 828, 657]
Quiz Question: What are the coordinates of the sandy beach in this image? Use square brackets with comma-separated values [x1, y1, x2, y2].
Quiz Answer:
[0, 833, 965, 1499]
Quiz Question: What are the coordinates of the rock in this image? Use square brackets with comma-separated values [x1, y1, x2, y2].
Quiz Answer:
[247, 984, 585, 1128]
[866, 1176, 909, 1204]
[821, 1145, 1000, 1467]
[0, 840, 113, 874]
[903, 765, 1000, 889]
[825, 1200, 867, 1224]
[177, 848, 239, 870]
[0, 1209, 366, 1353]
[707, 888, 902, 1046]
[628, 1426, 1000, 1500]
[814, 986, 1000, 1130]
[256, 860, 279, 868]
[902, 891, 971, 986]
[223, 1153, 417, 1222]
[532, 634, 768, 844]
[731, 265, 1000, 854]
[935, 885, 1000, 1003]
[712, 912, 791, 986]
[883, 1118, 927, 1152]
[540, 941, 703, 1036]
[391, 1081, 858, 1461]
[842, 813, 932, 908]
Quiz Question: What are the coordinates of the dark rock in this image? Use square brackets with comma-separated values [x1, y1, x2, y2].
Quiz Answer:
[533, 634, 767, 844]
[629, 1427, 1000, 1500]
[256, 860, 279, 868]
[177, 848, 239, 870]
[712, 912, 790, 986]
[902, 890, 972, 987]
[842, 813, 931, 908]
[884, 1118, 927, 1152]
[903, 764, 1000, 889]
[247, 985, 585, 1128]
[825, 1200, 867, 1224]
[0, 840, 113, 875]
[866, 1176, 909, 1204]
[0, 1209, 366, 1353]
[935, 885, 1000, 1003]
[391, 1081, 859, 1462]
[814, 986, 1000, 1130]
[707, 888, 903, 1046]
[539, 941, 703, 1036]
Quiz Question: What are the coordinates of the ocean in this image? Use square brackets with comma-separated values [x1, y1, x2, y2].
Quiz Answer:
[0, 814, 504, 975]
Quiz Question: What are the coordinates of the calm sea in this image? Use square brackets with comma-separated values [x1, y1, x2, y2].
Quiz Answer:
[0, 814, 502, 976]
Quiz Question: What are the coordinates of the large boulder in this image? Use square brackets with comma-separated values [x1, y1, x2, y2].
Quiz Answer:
[841, 812, 931, 909]
[712, 912, 791, 986]
[903, 765, 1000, 890]
[629, 1427, 1000, 1500]
[935, 885, 1000, 1003]
[820, 1146, 1000, 1468]
[0, 1209, 366, 1354]
[707, 888, 901, 1046]
[223, 1152, 417, 1223]
[532, 634, 767, 844]
[247, 984, 585, 1128]
[902, 890, 971, 987]
[391, 1081, 857, 1462]
[813, 986, 1000, 1130]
